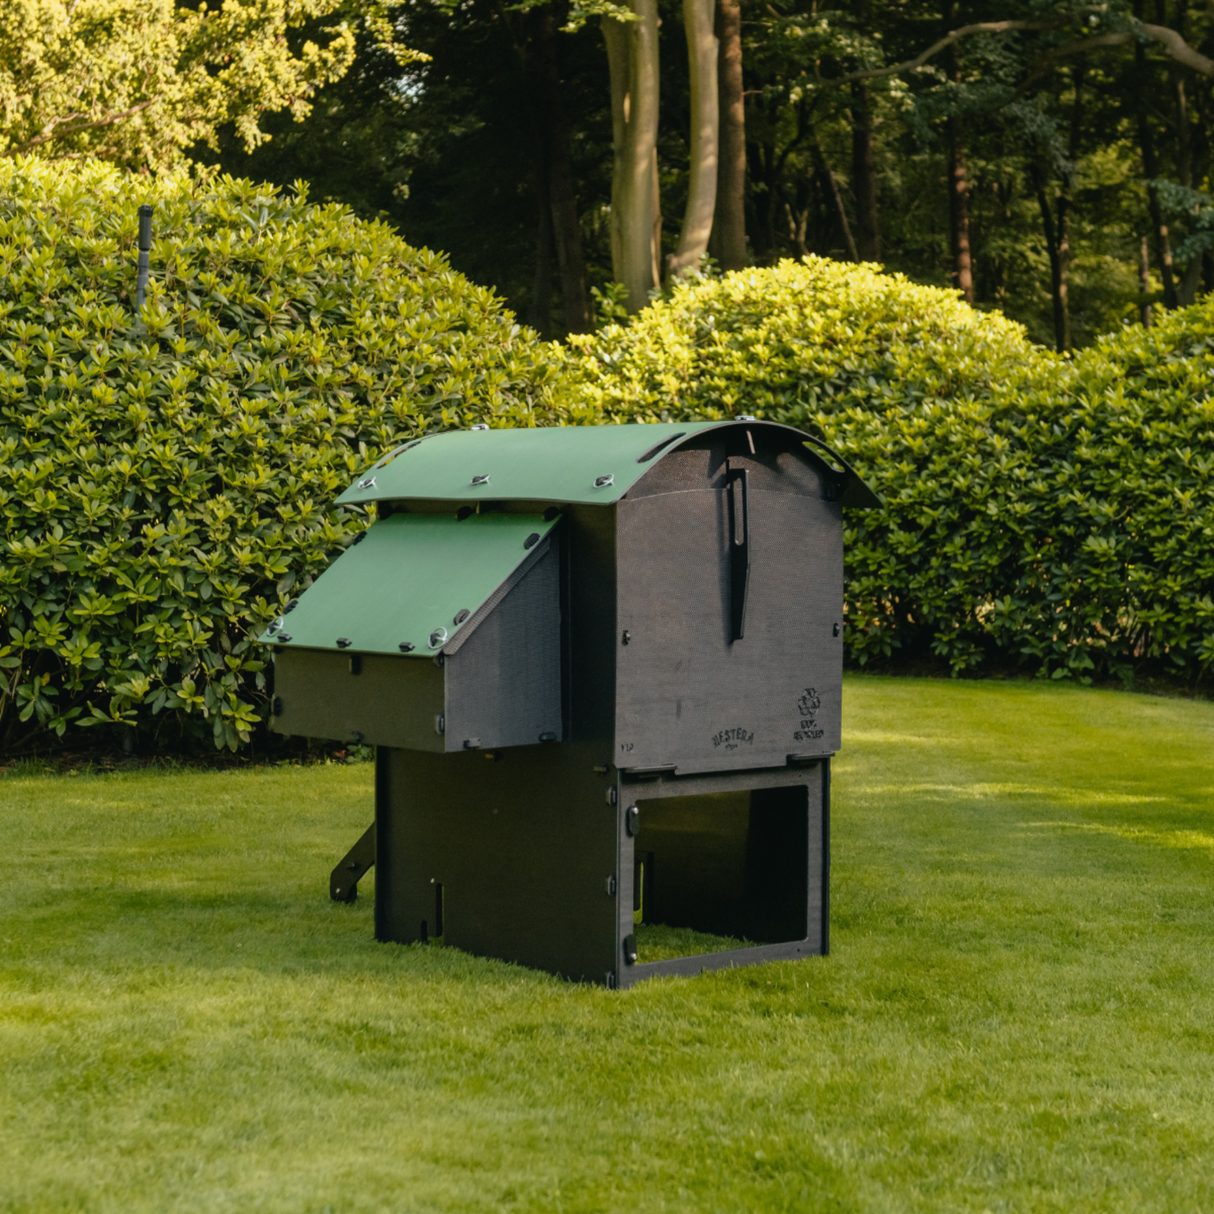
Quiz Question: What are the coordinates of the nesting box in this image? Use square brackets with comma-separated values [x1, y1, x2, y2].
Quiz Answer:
[262, 421, 877, 987]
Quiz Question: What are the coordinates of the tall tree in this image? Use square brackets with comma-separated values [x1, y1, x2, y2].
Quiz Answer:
[603, 0, 661, 311]
[0, 0, 409, 170]
[711, 0, 747, 270]
[669, 0, 720, 277]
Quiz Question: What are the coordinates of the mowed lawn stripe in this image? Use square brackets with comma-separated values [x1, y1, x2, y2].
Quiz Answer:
[2, 675, 1213, 1212]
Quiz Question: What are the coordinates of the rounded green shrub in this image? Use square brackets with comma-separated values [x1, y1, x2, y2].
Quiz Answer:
[0, 158, 557, 752]
[564, 260, 1214, 683]
[561, 257, 1054, 425]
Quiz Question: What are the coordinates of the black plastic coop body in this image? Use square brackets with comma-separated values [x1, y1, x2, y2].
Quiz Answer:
[260, 420, 878, 988]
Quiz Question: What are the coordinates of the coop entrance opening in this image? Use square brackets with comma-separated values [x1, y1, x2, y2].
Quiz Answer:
[632, 786, 809, 963]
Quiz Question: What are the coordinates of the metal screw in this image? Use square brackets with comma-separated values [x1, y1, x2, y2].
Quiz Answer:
[356, 475, 377, 490]
[833, 622, 841, 636]
[471, 474, 490, 485]
[593, 474, 615, 488]
[621, 630, 631, 645]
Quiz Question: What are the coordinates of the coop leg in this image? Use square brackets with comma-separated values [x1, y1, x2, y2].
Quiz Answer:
[330, 823, 376, 902]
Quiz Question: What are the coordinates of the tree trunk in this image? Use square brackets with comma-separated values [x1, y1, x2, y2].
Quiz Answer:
[1139, 233, 1152, 327]
[850, 81, 880, 261]
[535, 6, 591, 333]
[812, 134, 858, 261]
[943, 3, 972, 303]
[1034, 179, 1070, 353]
[1134, 0, 1178, 308]
[710, 0, 746, 270]
[529, 173, 555, 338]
[603, 0, 660, 312]
[946, 122, 973, 303]
[669, 0, 719, 278]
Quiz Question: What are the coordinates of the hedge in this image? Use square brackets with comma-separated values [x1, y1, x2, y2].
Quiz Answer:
[7, 208, 1212, 755]
[0, 158, 557, 753]
[564, 260, 1214, 683]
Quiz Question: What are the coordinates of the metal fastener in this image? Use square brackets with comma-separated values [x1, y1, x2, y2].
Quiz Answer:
[471, 474, 490, 486]
[428, 627, 448, 649]
[356, 475, 377, 490]
[470, 423, 490, 431]
[453, 608, 470, 625]
[593, 474, 614, 488]
[523, 532, 540, 549]
[605, 875, 616, 897]
[336, 638, 352, 648]
[398, 641, 415, 652]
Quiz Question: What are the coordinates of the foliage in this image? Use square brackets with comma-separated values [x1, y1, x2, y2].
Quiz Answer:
[0, 0, 421, 171]
[5, 678, 1214, 1210]
[218, 0, 1214, 348]
[0, 157, 557, 752]
[561, 256, 1050, 421]
[561, 258, 1214, 683]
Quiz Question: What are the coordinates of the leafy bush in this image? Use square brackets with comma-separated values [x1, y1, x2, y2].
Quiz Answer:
[0, 157, 557, 752]
[561, 257, 1053, 425]
[565, 259, 1214, 683]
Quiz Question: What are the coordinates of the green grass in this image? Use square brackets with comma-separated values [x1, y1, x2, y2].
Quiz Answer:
[3, 675, 1214, 1212]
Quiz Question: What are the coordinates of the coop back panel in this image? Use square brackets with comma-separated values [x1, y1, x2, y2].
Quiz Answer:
[614, 480, 843, 773]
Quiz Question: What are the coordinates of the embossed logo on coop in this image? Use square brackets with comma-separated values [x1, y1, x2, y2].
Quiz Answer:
[794, 686, 824, 742]
[712, 726, 754, 750]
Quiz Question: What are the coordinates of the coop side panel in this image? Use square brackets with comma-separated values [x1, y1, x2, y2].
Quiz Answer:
[442, 543, 562, 751]
[376, 744, 619, 982]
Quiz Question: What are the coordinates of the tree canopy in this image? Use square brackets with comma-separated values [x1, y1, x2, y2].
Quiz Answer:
[0, 0, 420, 170]
[208, 0, 1214, 351]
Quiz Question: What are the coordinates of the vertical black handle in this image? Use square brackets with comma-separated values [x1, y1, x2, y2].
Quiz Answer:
[727, 467, 749, 641]
[135, 204, 153, 312]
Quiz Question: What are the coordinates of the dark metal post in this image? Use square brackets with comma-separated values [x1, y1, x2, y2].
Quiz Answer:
[135, 204, 153, 312]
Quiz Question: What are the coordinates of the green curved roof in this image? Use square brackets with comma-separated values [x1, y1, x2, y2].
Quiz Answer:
[333, 421, 880, 509]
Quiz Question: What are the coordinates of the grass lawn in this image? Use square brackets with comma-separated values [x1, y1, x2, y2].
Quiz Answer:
[3, 675, 1214, 1212]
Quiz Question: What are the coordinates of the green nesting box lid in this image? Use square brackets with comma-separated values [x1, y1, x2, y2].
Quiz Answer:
[261, 511, 557, 656]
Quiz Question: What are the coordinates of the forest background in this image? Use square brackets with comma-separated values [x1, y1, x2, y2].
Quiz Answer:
[9, 0, 1214, 351]
[199, 0, 1214, 352]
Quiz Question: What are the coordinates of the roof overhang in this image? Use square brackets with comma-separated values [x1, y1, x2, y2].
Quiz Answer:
[333, 421, 881, 510]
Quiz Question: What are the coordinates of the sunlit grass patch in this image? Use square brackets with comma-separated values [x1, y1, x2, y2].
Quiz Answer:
[3, 675, 1214, 1212]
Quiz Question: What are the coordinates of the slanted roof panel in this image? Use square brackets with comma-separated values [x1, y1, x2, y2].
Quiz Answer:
[259, 511, 557, 656]
[334, 422, 722, 507]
